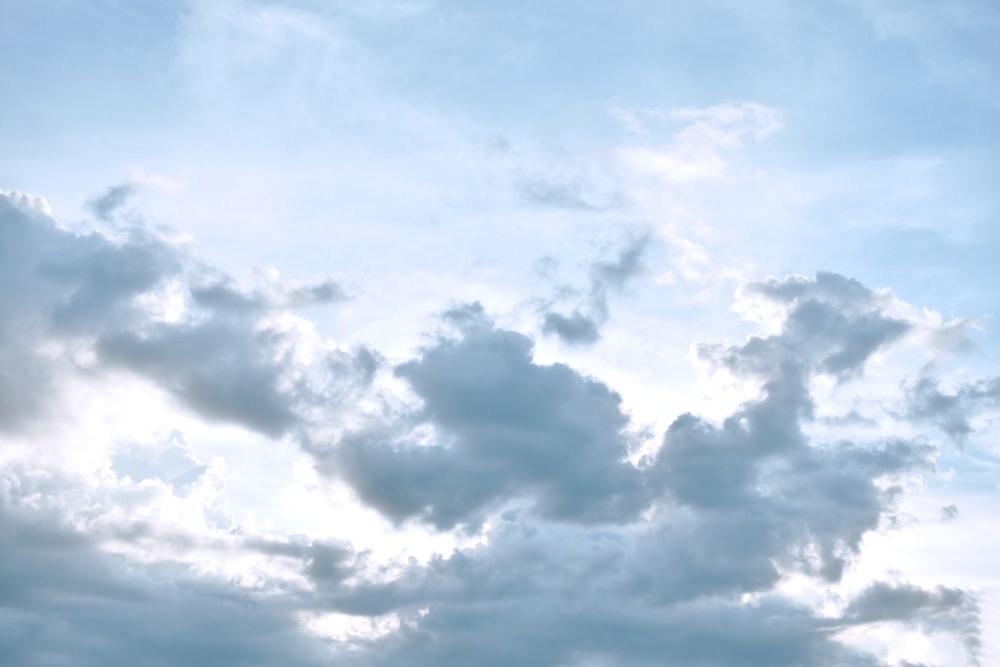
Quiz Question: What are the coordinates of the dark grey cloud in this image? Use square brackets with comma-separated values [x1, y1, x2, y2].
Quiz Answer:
[0, 191, 370, 437]
[905, 376, 1000, 440]
[540, 234, 650, 345]
[324, 303, 646, 529]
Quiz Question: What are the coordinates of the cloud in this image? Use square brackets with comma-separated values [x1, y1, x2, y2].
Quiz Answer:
[517, 175, 623, 211]
[0, 486, 333, 667]
[700, 272, 912, 380]
[540, 310, 601, 344]
[0, 193, 181, 430]
[323, 303, 646, 529]
[0, 192, 984, 665]
[291, 271, 981, 666]
[905, 375, 1000, 441]
[841, 582, 981, 663]
[0, 190, 372, 437]
[540, 234, 651, 345]
[87, 183, 137, 221]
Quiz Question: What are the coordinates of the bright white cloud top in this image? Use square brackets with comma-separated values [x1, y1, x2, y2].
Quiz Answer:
[1, 1, 998, 666]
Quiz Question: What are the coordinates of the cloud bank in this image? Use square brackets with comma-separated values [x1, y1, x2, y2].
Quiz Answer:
[0, 190, 989, 665]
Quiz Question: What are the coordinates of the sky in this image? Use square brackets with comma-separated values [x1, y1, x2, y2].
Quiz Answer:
[1, 0, 999, 665]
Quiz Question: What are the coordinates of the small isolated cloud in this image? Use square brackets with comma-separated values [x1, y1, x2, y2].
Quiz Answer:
[88, 183, 137, 221]
[540, 234, 651, 345]
[541, 310, 601, 344]
[517, 174, 624, 211]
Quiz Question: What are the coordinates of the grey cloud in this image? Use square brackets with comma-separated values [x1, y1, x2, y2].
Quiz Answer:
[190, 277, 347, 314]
[294, 272, 978, 666]
[325, 304, 646, 529]
[0, 495, 332, 667]
[541, 234, 650, 345]
[842, 582, 980, 663]
[905, 376, 1000, 440]
[310, 518, 932, 667]
[541, 310, 601, 344]
[287, 279, 348, 306]
[700, 272, 911, 381]
[87, 183, 136, 221]
[518, 175, 624, 211]
[97, 322, 301, 438]
[0, 194, 181, 430]
[1, 198, 978, 667]
[844, 581, 975, 623]
[0, 191, 368, 438]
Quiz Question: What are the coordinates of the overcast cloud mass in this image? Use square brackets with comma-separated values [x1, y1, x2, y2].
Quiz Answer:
[1, 1, 999, 665]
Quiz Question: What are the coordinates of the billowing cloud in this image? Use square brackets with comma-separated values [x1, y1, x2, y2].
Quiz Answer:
[290, 272, 980, 666]
[323, 303, 646, 529]
[0, 191, 986, 666]
[0, 191, 373, 438]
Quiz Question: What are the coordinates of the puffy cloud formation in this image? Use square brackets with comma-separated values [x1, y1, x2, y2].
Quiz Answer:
[325, 302, 647, 529]
[295, 271, 975, 666]
[0, 191, 986, 665]
[0, 191, 374, 437]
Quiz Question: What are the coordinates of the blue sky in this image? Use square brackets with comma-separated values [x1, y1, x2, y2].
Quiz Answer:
[1, 1, 998, 665]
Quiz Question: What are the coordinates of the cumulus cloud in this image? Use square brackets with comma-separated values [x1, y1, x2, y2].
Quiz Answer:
[288, 272, 982, 666]
[321, 303, 646, 529]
